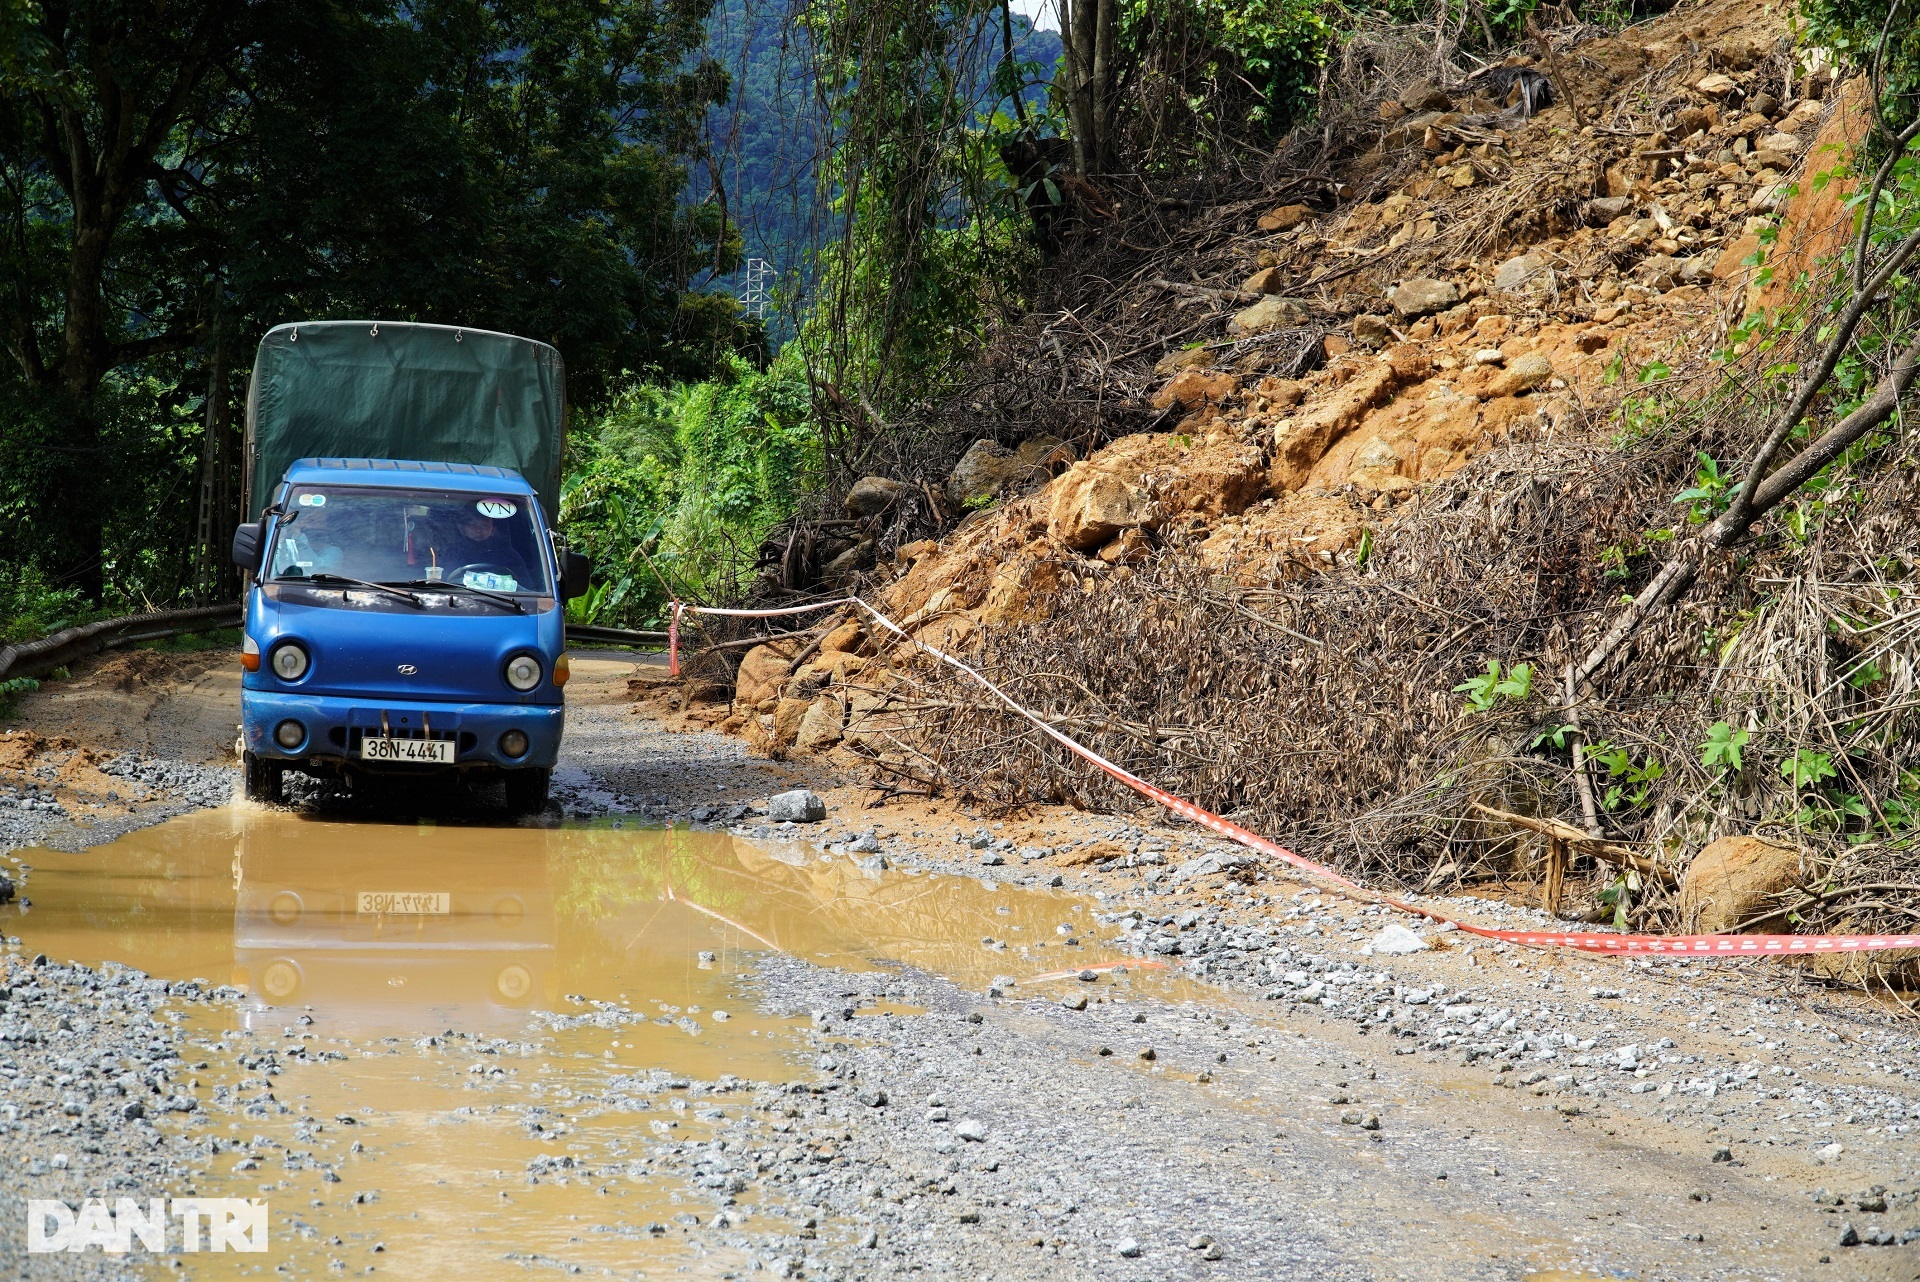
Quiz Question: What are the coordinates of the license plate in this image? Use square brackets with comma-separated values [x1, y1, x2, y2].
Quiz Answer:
[359, 736, 454, 764]
[357, 891, 450, 915]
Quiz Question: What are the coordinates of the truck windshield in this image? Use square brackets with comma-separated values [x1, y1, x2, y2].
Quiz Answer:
[267, 486, 551, 595]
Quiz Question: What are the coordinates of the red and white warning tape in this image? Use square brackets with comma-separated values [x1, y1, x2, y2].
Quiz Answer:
[666, 598, 1920, 959]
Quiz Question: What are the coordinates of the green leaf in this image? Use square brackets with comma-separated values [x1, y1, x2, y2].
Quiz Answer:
[1452, 661, 1502, 713]
[1778, 748, 1837, 789]
[1700, 721, 1749, 771]
[1492, 662, 1533, 702]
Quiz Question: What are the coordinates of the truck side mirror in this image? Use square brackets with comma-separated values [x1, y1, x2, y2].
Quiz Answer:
[231, 521, 264, 571]
[561, 550, 593, 600]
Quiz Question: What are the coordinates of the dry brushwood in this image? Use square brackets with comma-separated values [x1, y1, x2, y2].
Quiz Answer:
[902, 318, 1920, 943]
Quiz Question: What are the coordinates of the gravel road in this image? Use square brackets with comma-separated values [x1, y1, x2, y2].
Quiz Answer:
[0, 648, 1915, 1279]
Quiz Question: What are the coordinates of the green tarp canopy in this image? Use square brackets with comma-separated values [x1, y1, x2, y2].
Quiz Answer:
[245, 320, 566, 519]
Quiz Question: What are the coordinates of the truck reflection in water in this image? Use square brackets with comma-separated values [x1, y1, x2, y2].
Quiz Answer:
[231, 817, 558, 1031]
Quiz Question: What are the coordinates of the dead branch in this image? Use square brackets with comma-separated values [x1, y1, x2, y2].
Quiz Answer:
[1469, 803, 1672, 882]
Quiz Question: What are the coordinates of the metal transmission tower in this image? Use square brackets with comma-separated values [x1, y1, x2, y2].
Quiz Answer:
[739, 257, 771, 319]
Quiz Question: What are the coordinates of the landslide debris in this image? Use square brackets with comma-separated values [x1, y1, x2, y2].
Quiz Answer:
[659, 2, 1920, 973]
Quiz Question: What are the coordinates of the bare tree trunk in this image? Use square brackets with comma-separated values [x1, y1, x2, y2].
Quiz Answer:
[1058, 0, 1098, 175]
[191, 327, 233, 604]
[998, 0, 1033, 131]
[1091, 0, 1115, 172]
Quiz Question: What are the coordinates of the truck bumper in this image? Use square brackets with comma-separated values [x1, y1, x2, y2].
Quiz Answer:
[242, 691, 563, 772]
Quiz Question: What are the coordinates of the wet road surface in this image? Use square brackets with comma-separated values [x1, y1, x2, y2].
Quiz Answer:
[2, 653, 1915, 1280]
[13, 805, 1143, 1278]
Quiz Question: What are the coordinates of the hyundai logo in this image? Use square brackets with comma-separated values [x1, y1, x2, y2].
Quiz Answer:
[397, 664, 417, 675]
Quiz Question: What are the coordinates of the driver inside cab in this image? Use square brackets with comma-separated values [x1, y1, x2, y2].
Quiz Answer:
[270, 503, 345, 576]
[421, 501, 534, 588]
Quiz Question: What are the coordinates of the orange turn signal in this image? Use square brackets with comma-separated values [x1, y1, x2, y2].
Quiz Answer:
[552, 653, 570, 687]
[241, 635, 260, 671]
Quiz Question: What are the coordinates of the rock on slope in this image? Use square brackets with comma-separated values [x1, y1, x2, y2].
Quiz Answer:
[697, 0, 1857, 770]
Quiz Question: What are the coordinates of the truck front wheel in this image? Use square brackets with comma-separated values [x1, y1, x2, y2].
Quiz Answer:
[243, 752, 285, 804]
[503, 767, 551, 815]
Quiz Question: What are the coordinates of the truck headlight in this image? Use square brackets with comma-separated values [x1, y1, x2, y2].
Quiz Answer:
[504, 654, 542, 692]
[271, 642, 309, 681]
[495, 964, 533, 1001]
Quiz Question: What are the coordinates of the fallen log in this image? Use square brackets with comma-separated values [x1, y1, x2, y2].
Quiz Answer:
[1470, 802, 1674, 884]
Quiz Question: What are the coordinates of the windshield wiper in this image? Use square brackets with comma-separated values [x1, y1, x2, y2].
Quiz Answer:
[279, 571, 424, 607]
[393, 579, 526, 613]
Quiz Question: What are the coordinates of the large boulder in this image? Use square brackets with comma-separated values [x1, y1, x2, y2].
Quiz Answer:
[844, 475, 911, 518]
[793, 696, 844, 753]
[772, 696, 812, 749]
[1240, 266, 1287, 294]
[1389, 277, 1459, 319]
[947, 439, 1013, 506]
[818, 619, 866, 655]
[1047, 464, 1155, 551]
[1152, 346, 1213, 376]
[820, 540, 874, 583]
[1352, 314, 1393, 346]
[1231, 295, 1310, 335]
[1493, 253, 1548, 292]
[1256, 203, 1312, 232]
[947, 437, 1069, 506]
[1584, 195, 1632, 225]
[1681, 836, 1803, 933]
[1399, 79, 1452, 112]
[1152, 368, 1239, 410]
[1487, 352, 1554, 398]
[734, 642, 795, 708]
[767, 788, 827, 822]
[1269, 361, 1398, 491]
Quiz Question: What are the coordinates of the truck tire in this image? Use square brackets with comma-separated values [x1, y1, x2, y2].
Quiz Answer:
[504, 767, 551, 815]
[243, 752, 285, 804]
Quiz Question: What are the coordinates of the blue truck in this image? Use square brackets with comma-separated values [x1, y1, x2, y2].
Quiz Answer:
[229, 321, 590, 812]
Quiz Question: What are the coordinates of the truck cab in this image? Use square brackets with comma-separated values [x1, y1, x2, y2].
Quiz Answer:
[229, 321, 589, 812]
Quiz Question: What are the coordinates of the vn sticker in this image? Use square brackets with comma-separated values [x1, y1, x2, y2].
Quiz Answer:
[296, 493, 327, 507]
[474, 500, 517, 519]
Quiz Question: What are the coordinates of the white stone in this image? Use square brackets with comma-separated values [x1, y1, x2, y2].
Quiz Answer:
[1372, 923, 1430, 955]
[766, 789, 826, 823]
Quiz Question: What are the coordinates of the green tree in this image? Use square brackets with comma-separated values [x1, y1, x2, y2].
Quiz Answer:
[562, 352, 817, 625]
[0, 0, 743, 605]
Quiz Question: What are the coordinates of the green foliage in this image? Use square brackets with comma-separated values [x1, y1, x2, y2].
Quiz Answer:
[1699, 720, 1749, 772]
[0, 0, 746, 602]
[1595, 868, 1642, 930]
[1671, 451, 1732, 524]
[1101, 0, 1332, 162]
[561, 355, 818, 626]
[1801, 0, 1920, 130]
[697, 0, 1059, 314]
[1846, 657, 1885, 689]
[1881, 769, 1920, 834]
[1597, 525, 1673, 581]
[1198, 0, 1333, 126]
[789, 0, 1058, 464]
[1779, 748, 1838, 790]
[0, 563, 106, 644]
[1589, 741, 1666, 811]
[0, 678, 39, 718]
[1453, 660, 1532, 713]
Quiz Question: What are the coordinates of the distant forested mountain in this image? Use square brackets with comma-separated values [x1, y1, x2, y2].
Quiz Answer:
[693, 0, 1061, 334]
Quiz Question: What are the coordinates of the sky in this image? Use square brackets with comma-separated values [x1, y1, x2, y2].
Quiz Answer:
[1008, 0, 1058, 31]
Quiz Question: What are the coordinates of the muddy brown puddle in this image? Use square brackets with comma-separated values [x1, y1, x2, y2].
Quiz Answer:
[10, 807, 1160, 1278]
